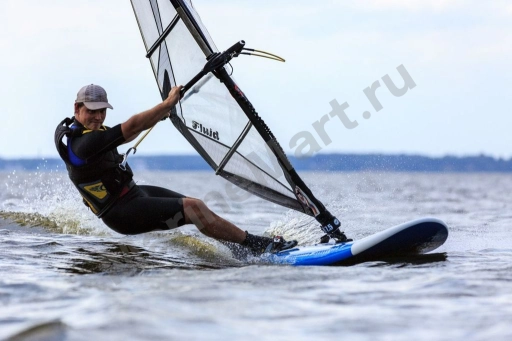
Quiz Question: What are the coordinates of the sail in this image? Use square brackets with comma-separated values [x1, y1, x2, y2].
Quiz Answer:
[130, 0, 329, 218]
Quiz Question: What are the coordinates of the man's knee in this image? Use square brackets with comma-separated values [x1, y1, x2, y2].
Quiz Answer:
[184, 197, 206, 212]
[183, 198, 214, 224]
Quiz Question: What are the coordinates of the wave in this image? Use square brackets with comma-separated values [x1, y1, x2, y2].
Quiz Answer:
[0, 211, 107, 236]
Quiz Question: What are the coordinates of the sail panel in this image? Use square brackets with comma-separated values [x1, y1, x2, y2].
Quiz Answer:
[191, 131, 227, 166]
[131, 0, 176, 50]
[157, 42, 173, 94]
[165, 20, 206, 93]
[156, 0, 176, 29]
[149, 47, 159, 80]
[222, 149, 295, 199]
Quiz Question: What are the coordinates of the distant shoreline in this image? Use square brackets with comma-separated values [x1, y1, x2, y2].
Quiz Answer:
[1, 154, 511, 172]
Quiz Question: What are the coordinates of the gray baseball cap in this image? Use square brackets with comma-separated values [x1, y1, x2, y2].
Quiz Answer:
[75, 84, 114, 110]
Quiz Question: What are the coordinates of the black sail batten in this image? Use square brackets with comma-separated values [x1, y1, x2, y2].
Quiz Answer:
[146, 15, 180, 58]
[216, 121, 253, 175]
[131, 0, 341, 227]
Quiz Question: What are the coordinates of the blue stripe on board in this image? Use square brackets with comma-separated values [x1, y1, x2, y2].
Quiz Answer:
[262, 242, 354, 266]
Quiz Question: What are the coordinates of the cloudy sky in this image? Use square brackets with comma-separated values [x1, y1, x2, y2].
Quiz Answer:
[1, 0, 511, 159]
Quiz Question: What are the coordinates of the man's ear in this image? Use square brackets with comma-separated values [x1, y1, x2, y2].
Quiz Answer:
[74, 103, 80, 115]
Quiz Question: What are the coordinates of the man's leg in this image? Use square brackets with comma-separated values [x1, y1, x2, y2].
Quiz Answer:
[182, 197, 297, 254]
[182, 197, 246, 243]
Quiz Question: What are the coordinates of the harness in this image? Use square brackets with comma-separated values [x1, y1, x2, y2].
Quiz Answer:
[55, 117, 134, 217]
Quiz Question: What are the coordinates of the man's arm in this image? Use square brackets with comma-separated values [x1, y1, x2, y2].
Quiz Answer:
[121, 86, 182, 142]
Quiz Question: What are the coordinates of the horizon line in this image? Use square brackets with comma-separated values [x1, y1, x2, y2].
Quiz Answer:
[0, 152, 509, 161]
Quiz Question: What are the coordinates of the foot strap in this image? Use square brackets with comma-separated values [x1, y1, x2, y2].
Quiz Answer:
[320, 229, 352, 244]
[264, 236, 298, 254]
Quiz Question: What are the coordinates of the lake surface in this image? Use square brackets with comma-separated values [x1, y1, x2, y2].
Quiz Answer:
[1, 171, 511, 340]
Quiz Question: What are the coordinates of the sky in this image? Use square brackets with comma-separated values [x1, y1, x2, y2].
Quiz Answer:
[0, 0, 511, 159]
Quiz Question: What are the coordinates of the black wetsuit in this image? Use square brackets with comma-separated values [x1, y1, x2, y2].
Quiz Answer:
[102, 185, 186, 235]
[55, 118, 186, 235]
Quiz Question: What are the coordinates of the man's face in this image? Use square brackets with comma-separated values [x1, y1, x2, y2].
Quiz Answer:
[74, 104, 106, 130]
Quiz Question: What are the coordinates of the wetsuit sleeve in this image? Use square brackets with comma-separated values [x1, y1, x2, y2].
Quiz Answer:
[71, 124, 126, 161]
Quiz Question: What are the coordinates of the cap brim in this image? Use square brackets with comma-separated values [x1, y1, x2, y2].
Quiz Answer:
[83, 102, 113, 110]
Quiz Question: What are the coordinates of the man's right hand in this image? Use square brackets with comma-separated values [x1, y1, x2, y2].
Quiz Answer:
[164, 85, 183, 111]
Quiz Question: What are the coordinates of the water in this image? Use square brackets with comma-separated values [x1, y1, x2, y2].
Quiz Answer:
[1, 170, 512, 340]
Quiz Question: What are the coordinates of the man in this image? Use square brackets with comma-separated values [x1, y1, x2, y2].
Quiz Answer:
[55, 84, 297, 255]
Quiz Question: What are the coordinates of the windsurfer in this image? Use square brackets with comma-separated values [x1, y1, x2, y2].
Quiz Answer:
[54, 84, 297, 255]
